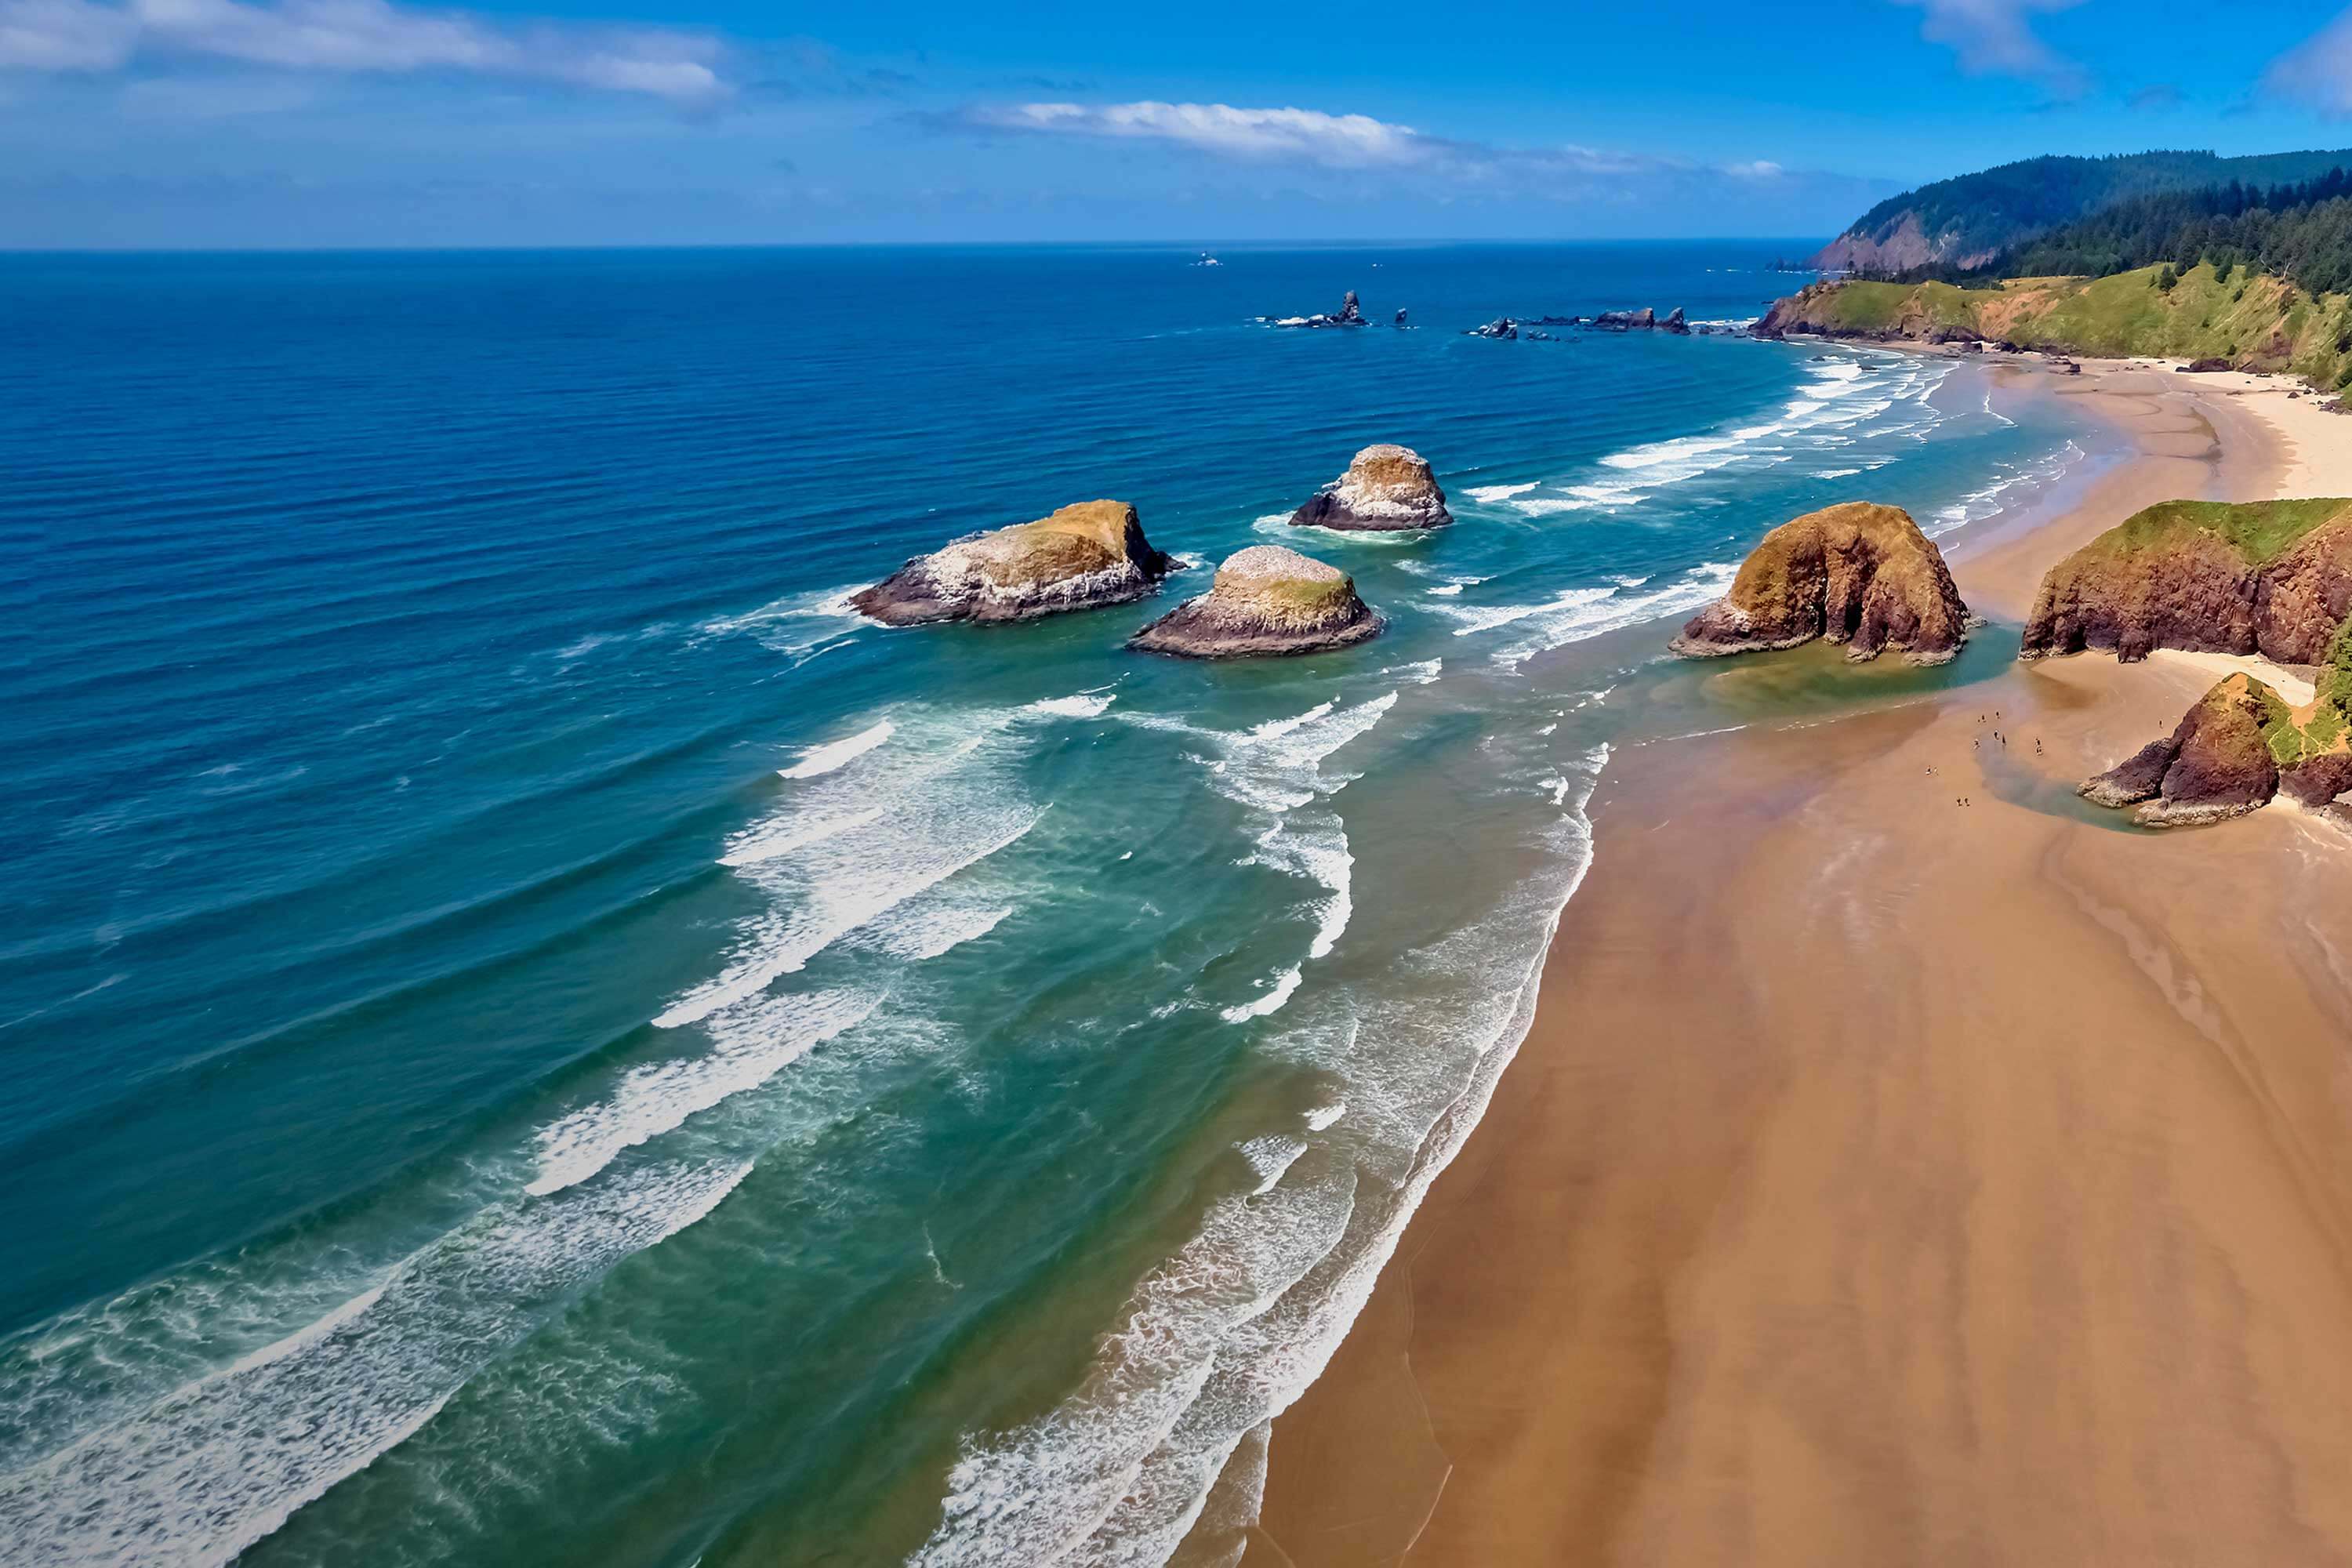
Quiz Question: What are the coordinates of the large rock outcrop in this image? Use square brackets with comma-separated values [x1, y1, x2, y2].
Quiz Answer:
[852, 500, 1177, 626]
[2078, 673, 2287, 827]
[1129, 545, 1382, 659]
[1290, 445, 1453, 532]
[2024, 499, 2352, 662]
[1669, 502, 1975, 664]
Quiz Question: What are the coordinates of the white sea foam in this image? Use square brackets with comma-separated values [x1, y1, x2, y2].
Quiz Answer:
[1221, 967, 1302, 1022]
[1302, 1103, 1345, 1131]
[909, 747, 1614, 1568]
[780, 720, 895, 779]
[862, 902, 1015, 962]
[1465, 481, 1540, 503]
[1428, 583, 1463, 595]
[656, 806, 1041, 1029]
[1437, 563, 1739, 671]
[1027, 692, 1116, 720]
[529, 990, 881, 1196]
[1237, 1136, 1308, 1196]
[0, 1159, 752, 1568]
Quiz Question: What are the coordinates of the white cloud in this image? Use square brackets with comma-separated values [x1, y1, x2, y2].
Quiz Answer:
[1723, 159, 1783, 178]
[971, 99, 1767, 187]
[985, 101, 1432, 168]
[0, 0, 724, 99]
[2268, 8, 2352, 114]
[1893, 0, 2088, 96]
[0, 0, 136, 68]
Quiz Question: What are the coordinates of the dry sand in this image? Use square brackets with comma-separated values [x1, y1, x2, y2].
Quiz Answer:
[1247, 361, 2352, 1566]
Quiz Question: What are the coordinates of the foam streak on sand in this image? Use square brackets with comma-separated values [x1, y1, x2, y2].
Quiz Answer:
[912, 747, 1611, 1568]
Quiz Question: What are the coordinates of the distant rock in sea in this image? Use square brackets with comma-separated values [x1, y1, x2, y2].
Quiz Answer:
[2022, 498, 2352, 663]
[1465, 317, 1519, 339]
[1591, 307, 1655, 331]
[1290, 445, 1454, 532]
[1264, 290, 1367, 329]
[851, 500, 1178, 626]
[1670, 501, 1975, 664]
[1129, 545, 1383, 658]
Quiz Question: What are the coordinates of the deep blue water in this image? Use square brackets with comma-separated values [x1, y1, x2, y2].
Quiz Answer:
[2, 244, 2104, 1565]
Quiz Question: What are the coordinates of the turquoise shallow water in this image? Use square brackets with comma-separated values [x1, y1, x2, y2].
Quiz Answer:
[2, 244, 2107, 1564]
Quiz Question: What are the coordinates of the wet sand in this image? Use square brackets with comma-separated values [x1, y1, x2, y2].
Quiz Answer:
[1250, 364, 2352, 1565]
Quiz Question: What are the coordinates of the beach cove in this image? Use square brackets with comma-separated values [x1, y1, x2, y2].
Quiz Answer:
[1254, 361, 2352, 1566]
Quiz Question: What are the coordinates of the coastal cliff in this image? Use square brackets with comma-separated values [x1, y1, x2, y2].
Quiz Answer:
[852, 500, 1177, 626]
[1290, 445, 1453, 532]
[1754, 266, 2352, 390]
[2021, 498, 2352, 662]
[1671, 502, 1974, 664]
[1129, 545, 1381, 658]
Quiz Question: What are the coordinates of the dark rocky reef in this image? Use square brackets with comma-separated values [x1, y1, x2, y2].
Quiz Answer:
[1263, 290, 1367, 329]
[1670, 501, 1975, 664]
[1290, 445, 1453, 532]
[2021, 499, 2352, 663]
[1129, 545, 1382, 659]
[852, 500, 1178, 626]
[1465, 317, 1519, 339]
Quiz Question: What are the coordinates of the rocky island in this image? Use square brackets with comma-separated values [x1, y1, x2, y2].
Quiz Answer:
[851, 499, 1178, 626]
[1670, 501, 1976, 663]
[2022, 498, 2352, 662]
[1289, 444, 1453, 532]
[1128, 545, 1382, 658]
[1263, 291, 1367, 329]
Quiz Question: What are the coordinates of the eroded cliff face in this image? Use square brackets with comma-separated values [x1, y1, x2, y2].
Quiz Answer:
[2022, 499, 2352, 662]
[1670, 502, 1974, 664]
[1129, 545, 1381, 659]
[852, 500, 1177, 626]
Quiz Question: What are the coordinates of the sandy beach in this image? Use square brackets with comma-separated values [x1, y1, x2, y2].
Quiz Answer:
[1250, 361, 2352, 1565]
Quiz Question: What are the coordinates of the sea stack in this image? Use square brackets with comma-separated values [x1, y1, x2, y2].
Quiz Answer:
[1670, 501, 1974, 664]
[1290, 445, 1454, 532]
[851, 500, 1178, 626]
[1129, 545, 1382, 659]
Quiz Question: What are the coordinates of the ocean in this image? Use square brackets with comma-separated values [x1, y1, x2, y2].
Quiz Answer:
[2, 243, 2108, 1565]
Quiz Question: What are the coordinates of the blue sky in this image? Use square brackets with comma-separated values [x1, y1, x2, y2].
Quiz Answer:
[3, 0, 2351, 246]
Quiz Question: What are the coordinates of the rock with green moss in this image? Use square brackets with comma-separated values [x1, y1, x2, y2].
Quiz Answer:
[1129, 545, 1382, 659]
[2024, 498, 2352, 662]
[852, 500, 1178, 626]
[2080, 672, 2288, 826]
[1669, 501, 1974, 664]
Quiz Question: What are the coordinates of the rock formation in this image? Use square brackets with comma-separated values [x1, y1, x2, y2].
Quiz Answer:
[1592, 308, 1657, 331]
[1669, 502, 1976, 664]
[1264, 290, 1367, 329]
[1663, 307, 1690, 335]
[1465, 318, 1519, 339]
[852, 500, 1178, 626]
[2021, 499, 2352, 663]
[2078, 673, 2288, 827]
[1129, 545, 1383, 659]
[1290, 445, 1454, 532]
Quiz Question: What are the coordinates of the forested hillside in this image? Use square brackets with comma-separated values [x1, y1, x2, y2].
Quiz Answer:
[1813, 150, 2352, 272]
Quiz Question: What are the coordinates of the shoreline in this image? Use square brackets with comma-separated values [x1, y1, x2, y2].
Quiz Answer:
[1247, 350, 2352, 1563]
